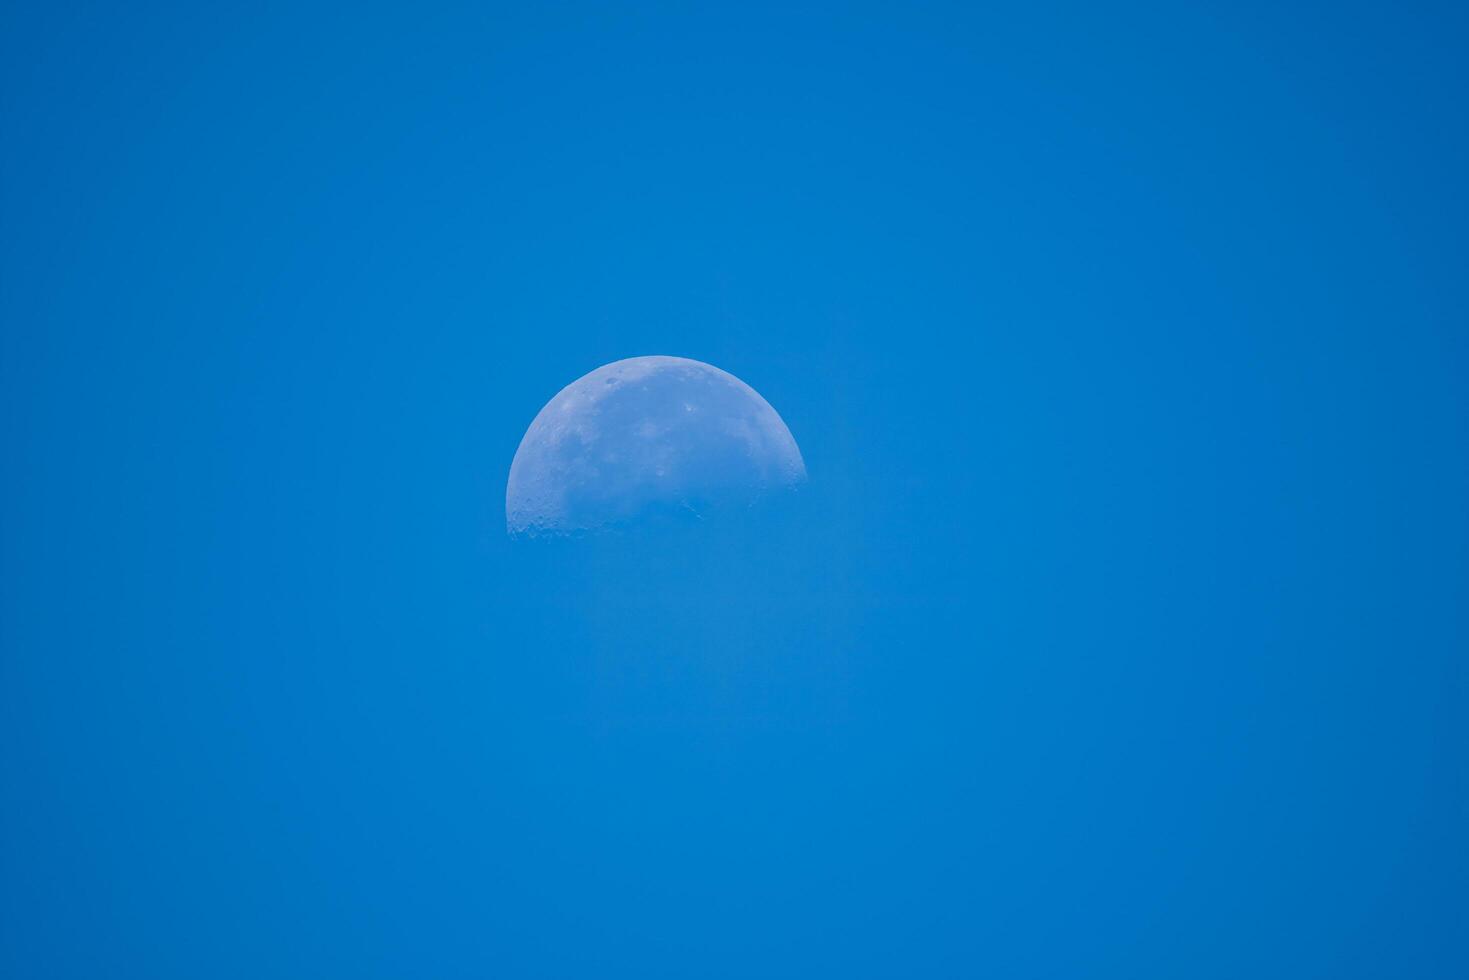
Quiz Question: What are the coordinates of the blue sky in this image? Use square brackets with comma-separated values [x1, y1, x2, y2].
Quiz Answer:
[2, 2, 1466, 977]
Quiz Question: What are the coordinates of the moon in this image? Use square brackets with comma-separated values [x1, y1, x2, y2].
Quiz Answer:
[507, 356, 807, 537]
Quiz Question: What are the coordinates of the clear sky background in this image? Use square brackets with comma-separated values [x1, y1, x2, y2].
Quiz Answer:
[2, 2, 1466, 977]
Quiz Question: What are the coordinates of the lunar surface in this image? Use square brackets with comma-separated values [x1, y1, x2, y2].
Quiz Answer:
[507, 356, 806, 537]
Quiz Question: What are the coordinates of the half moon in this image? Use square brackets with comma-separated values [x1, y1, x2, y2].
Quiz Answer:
[506, 356, 806, 537]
